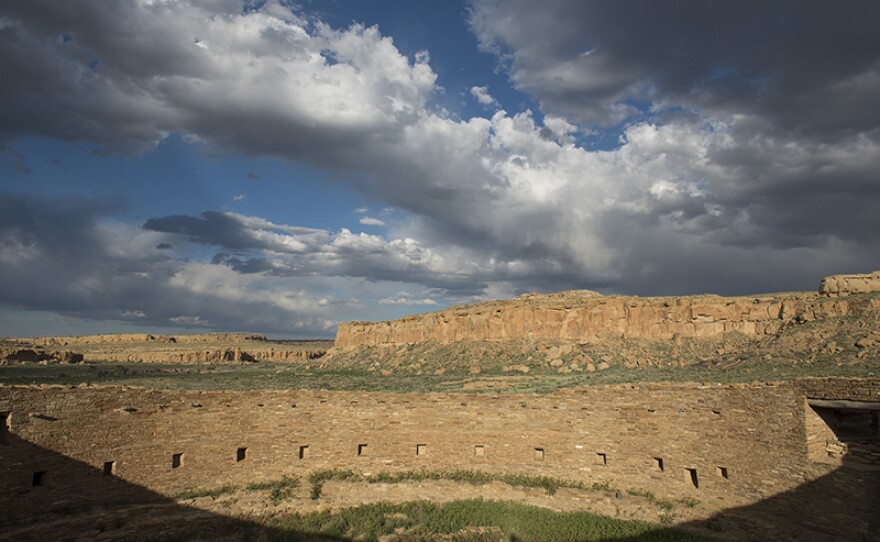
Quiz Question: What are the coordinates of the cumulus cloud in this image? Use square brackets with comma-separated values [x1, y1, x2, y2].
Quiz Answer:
[470, 85, 499, 108]
[468, 0, 880, 137]
[0, 0, 437, 158]
[144, 209, 499, 293]
[1, 0, 879, 340]
[0, 191, 357, 336]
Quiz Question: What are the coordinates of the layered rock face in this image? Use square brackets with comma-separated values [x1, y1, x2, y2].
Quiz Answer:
[24, 333, 267, 346]
[819, 270, 880, 297]
[336, 273, 880, 348]
[2, 334, 331, 364]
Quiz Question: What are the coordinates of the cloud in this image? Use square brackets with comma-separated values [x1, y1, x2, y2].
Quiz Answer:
[378, 295, 438, 306]
[0, 191, 353, 336]
[468, 0, 880, 138]
[470, 85, 499, 108]
[1, 145, 31, 174]
[144, 209, 496, 293]
[0, 0, 437, 158]
[232, 194, 246, 201]
[359, 217, 385, 226]
[1, 0, 879, 321]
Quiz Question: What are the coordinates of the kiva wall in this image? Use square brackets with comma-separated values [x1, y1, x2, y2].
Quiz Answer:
[1, 378, 877, 538]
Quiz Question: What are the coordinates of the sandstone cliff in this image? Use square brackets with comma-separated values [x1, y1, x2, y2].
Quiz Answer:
[336, 273, 880, 348]
[2, 334, 331, 365]
[22, 332, 268, 346]
[819, 270, 880, 297]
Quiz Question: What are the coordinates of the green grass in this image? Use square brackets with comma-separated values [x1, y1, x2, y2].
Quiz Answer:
[174, 485, 239, 500]
[268, 499, 715, 542]
[627, 488, 676, 511]
[175, 476, 300, 505]
[247, 476, 301, 505]
[306, 468, 614, 501]
[0, 357, 873, 394]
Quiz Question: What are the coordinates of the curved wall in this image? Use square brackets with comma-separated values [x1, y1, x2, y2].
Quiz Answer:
[1, 378, 878, 538]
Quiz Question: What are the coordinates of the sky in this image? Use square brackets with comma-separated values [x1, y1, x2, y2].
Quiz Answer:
[1, 0, 879, 338]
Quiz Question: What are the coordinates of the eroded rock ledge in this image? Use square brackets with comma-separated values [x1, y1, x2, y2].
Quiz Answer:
[336, 272, 880, 348]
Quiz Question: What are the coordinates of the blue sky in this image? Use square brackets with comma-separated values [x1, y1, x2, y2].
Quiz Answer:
[1, 0, 879, 338]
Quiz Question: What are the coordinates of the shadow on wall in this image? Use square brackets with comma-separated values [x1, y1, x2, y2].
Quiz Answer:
[0, 434, 878, 542]
[674, 454, 879, 542]
[0, 433, 341, 542]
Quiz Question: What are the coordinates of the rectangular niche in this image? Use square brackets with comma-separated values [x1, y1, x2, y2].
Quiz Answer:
[172, 453, 184, 469]
[103, 461, 116, 477]
[685, 468, 699, 488]
[474, 445, 485, 457]
[596, 452, 607, 466]
[716, 466, 729, 479]
[236, 447, 247, 462]
[416, 444, 427, 456]
[32, 470, 47, 487]
[534, 447, 544, 460]
[357, 444, 368, 456]
[0, 412, 8, 444]
[298, 445, 309, 460]
[654, 457, 665, 472]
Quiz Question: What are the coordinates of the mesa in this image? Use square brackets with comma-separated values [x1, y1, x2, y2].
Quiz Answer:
[1, 272, 879, 541]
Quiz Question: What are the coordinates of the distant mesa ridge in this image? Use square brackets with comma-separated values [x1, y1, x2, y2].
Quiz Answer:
[1, 333, 331, 365]
[335, 271, 880, 348]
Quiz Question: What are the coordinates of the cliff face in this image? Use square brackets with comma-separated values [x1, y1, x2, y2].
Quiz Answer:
[2, 334, 331, 365]
[20, 333, 268, 346]
[336, 273, 880, 348]
[819, 270, 880, 297]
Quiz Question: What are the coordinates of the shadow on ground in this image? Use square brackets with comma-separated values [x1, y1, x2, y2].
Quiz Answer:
[1, 434, 877, 541]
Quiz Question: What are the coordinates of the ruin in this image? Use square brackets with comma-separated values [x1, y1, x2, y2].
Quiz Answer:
[1, 272, 879, 540]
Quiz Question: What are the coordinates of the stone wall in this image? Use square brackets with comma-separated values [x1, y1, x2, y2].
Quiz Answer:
[336, 290, 880, 348]
[819, 271, 880, 297]
[1, 379, 877, 538]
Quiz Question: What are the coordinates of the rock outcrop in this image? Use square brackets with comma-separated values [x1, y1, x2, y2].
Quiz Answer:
[336, 273, 880, 348]
[0, 347, 83, 364]
[24, 333, 268, 347]
[87, 347, 327, 364]
[2, 334, 331, 365]
[819, 270, 880, 297]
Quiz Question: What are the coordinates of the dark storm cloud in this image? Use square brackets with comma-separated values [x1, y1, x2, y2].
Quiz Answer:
[0, 192, 338, 335]
[469, 0, 880, 137]
[145, 210, 494, 293]
[144, 211, 326, 252]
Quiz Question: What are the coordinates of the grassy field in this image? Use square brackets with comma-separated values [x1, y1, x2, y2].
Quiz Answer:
[264, 499, 716, 542]
[0, 354, 874, 393]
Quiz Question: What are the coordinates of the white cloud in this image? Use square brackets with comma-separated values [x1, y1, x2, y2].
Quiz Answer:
[2, 0, 880, 329]
[470, 85, 499, 108]
[233, 194, 246, 201]
[379, 296, 438, 306]
[359, 216, 386, 226]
